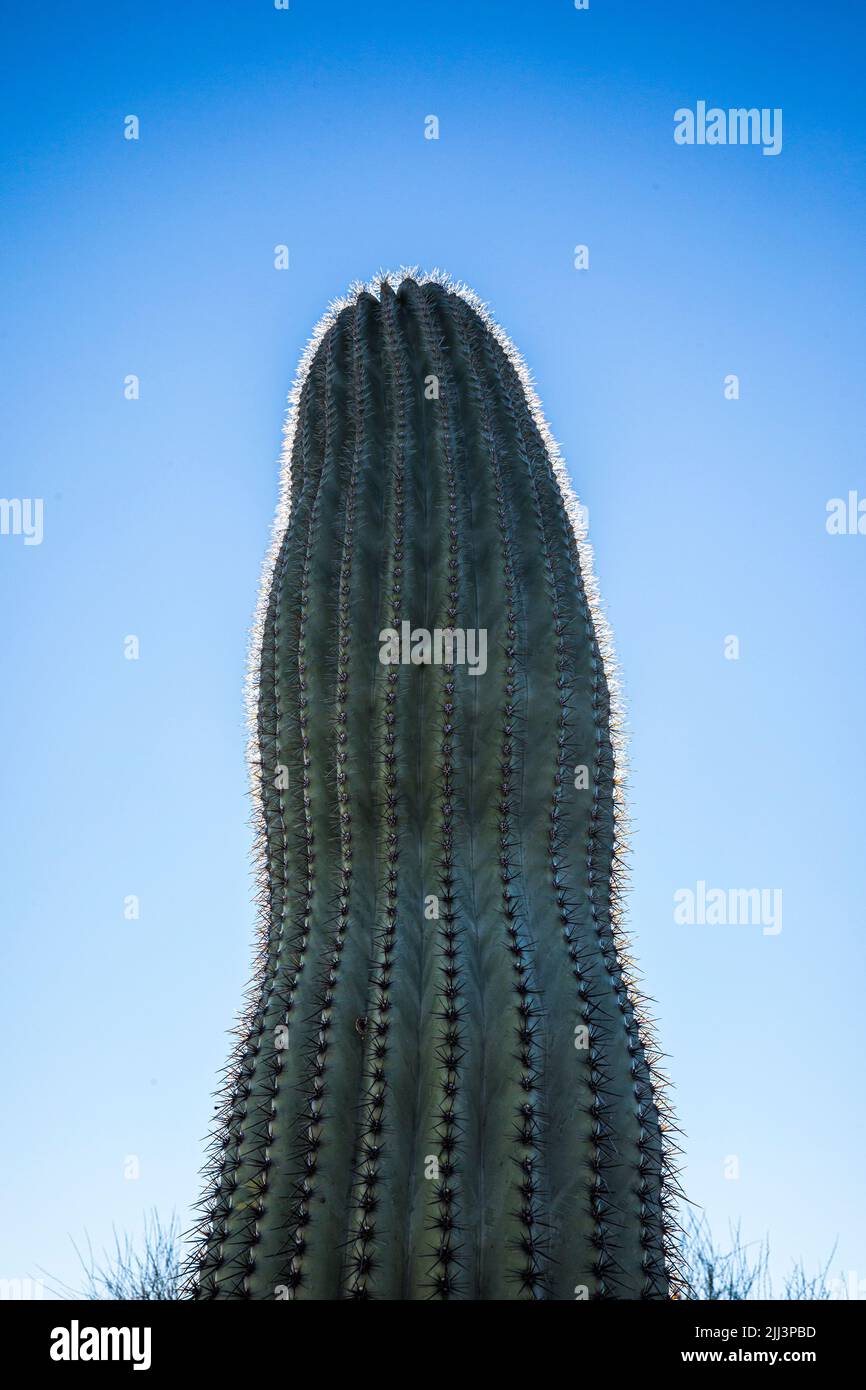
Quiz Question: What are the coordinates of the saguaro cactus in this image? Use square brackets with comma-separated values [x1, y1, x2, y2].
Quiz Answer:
[190, 271, 679, 1300]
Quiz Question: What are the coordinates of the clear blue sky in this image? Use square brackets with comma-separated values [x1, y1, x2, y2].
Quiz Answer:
[2, 0, 864, 1295]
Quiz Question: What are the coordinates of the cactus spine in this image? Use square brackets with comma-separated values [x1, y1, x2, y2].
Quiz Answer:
[191, 272, 679, 1300]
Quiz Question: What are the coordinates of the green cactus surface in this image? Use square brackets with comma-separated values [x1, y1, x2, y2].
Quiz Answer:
[190, 271, 679, 1301]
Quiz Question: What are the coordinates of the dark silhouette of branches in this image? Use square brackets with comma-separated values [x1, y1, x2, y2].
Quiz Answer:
[40, 1210, 182, 1301]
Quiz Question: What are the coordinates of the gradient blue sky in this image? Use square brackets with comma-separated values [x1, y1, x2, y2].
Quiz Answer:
[2, 0, 864, 1295]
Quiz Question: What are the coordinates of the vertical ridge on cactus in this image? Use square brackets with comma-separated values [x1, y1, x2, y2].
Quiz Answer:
[189, 270, 682, 1301]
